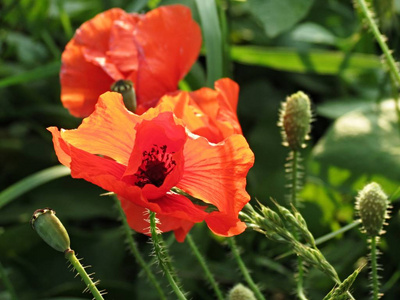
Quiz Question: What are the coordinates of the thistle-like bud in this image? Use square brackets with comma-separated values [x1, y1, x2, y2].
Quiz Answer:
[31, 208, 70, 252]
[278, 91, 312, 150]
[228, 284, 257, 300]
[355, 182, 390, 237]
[111, 79, 137, 112]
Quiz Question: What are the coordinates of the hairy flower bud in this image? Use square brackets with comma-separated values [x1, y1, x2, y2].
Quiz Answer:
[31, 208, 71, 252]
[355, 182, 390, 236]
[278, 91, 312, 150]
[228, 284, 256, 300]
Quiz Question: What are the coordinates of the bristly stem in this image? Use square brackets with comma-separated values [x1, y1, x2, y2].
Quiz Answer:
[297, 257, 308, 300]
[354, 0, 400, 86]
[0, 260, 17, 300]
[227, 237, 266, 300]
[149, 212, 187, 300]
[370, 236, 380, 300]
[64, 249, 105, 300]
[113, 196, 167, 300]
[186, 234, 224, 300]
[289, 150, 299, 208]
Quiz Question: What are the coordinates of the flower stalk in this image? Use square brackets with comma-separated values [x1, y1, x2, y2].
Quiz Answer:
[113, 195, 167, 300]
[64, 249, 106, 300]
[186, 234, 224, 300]
[227, 237, 266, 300]
[149, 211, 187, 300]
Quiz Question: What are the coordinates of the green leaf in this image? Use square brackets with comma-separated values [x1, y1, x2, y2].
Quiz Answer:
[195, 0, 223, 87]
[0, 165, 70, 209]
[230, 46, 382, 74]
[289, 23, 338, 46]
[248, 0, 315, 38]
[317, 97, 375, 119]
[0, 61, 60, 88]
[313, 99, 400, 182]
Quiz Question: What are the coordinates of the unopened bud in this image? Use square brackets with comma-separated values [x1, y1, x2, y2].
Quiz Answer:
[111, 79, 136, 112]
[278, 91, 312, 150]
[228, 284, 256, 300]
[31, 208, 70, 252]
[355, 182, 389, 236]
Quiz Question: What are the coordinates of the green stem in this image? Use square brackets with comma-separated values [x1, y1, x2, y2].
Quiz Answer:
[315, 220, 362, 246]
[290, 150, 299, 208]
[297, 257, 308, 300]
[64, 249, 105, 300]
[0, 260, 17, 300]
[149, 212, 187, 300]
[227, 237, 266, 300]
[113, 196, 167, 300]
[354, 0, 400, 86]
[370, 236, 380, 300]
[186, 234, 224, 300]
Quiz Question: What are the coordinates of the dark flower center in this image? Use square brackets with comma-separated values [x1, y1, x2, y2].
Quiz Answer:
[134, 144, 176, 188]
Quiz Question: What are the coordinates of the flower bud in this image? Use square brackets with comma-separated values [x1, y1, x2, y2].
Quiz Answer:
[31, 208, 70, 252]
[228, 284, 256, 300]
[355, 182, 389, 236]
[278, 91, 312, 150]
[111, 79, 136, 112]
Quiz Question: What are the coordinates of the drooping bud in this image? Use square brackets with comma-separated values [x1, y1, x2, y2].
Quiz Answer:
[278, 91, 312, 150]
[111, 79, 137, 112]
[31, 208, 70, 252]
[228, 284, 257, 300]
[355, 182, 390, 237]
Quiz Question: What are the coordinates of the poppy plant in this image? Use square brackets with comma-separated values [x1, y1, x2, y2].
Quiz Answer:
[156, 78, 242, 143]
[48, 92, 254, 241]
[60, 5, 201, 118]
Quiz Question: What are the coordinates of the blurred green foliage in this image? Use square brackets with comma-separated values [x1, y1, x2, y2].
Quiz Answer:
[1, 0, 400, 299]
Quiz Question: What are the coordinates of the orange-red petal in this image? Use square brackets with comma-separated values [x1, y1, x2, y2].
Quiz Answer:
[177, 134, 254, 233]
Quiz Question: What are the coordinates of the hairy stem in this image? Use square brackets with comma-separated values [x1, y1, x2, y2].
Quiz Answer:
[289, 150, 299, 208]
[149, 212, 187, 300]
[113, 196, 166, 300]
[297, 257, 308, 300]
[227, 237, 266, 300]
[353, 0, 400, 86]
[370, 236, 380, 300]
[186, 234, 224, 300]
[64, 249, 105, 300]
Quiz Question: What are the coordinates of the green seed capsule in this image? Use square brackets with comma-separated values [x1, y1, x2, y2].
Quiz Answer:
[228, 284, 256, 300]
[278, 91, 312, 150]
[31, 208, 70, 252]
[111, 79, 137, 113]
[355, 182, 389, 237]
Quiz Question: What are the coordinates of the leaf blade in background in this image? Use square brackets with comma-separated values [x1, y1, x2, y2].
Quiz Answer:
[0, 165, 70, 209]
[0, 61, 61, 88]
[195, 0, 223, 87]
[230, 46, 382, 74]
[248, 0, 315, 38]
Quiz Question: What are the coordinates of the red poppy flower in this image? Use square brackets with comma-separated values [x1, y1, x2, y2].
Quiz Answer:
[156, 78, 242, 143]
[60, 5, 201, 118]
[48, 92, 254, 241]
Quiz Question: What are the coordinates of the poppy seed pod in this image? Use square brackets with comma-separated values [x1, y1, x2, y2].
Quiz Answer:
[278, 91, 312, 150]
[228, 284, 256, 300]
[355, 182, 390, 237]
[111, 80, 136, 113]
[31, 208, 71, 252]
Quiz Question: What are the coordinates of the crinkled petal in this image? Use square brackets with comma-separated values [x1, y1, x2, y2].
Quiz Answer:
[133, 5, 202, 110]
[178, 134, 254, 219]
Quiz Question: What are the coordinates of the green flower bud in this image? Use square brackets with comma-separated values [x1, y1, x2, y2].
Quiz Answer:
[111, 79, 136, 112]
[278, 91, 312, 150]
[31, 208, 70, 252]
[355, 182, 390, 236]
[228, 284, 257, 300]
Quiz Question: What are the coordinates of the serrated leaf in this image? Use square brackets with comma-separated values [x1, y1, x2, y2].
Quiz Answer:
[248, 0, 315, 38]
